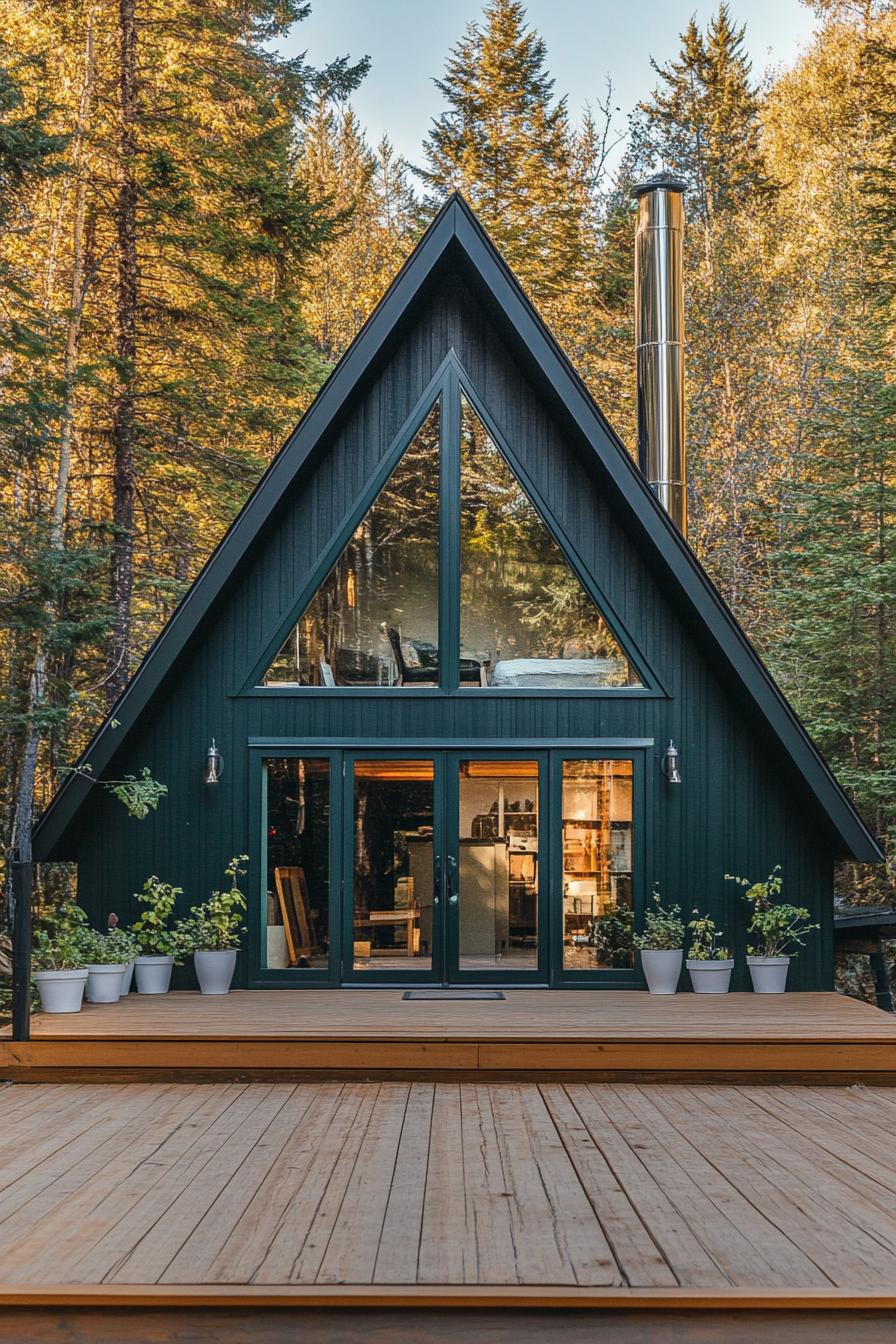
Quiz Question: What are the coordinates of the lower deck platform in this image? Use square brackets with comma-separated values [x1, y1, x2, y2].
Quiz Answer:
[1, 1078, 896, 1322]
[3, 990, 896, 1082]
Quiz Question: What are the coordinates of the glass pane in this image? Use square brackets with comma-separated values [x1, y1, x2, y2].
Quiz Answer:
[352, 760, 435, 971]
[562, 759, 634, 970]
[458, 759, 538, 970]
[262, 402, 440, 686]
[265, 758, 330, 969]
[459, 396, 641, 688]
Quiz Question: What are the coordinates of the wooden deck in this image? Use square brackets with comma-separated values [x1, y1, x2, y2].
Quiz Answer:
[2, 1079, 896, 1313]
[2, 990, 896, 1082]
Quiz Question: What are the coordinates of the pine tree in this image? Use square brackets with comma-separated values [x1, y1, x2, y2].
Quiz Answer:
[421, 0, 634, 440]
[422, 0, 590, 301]
[298, 100, 420, 365]
[637, 4, 783, 626]
[637, 3, 775, 224]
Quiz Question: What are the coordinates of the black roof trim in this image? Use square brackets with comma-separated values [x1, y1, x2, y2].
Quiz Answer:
[33, 193, 882, 864]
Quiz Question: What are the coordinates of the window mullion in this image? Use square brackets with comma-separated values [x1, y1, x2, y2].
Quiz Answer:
[439, 368, 461, 691]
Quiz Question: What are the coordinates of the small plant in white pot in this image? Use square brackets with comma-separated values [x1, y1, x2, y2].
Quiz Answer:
[105, 918, 139, 995]
[177, 855, 248, 995]
[685, 912, 733, 994]
[81, 928, 130, 1003]
[131, 876, 184, 994]
[32, 904, 89, 1013]
[725, 867, 819, 993]
[634, 885, 685, 994]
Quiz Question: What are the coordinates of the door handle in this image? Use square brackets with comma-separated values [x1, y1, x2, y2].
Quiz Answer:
[434, 855, 441, 905]
[447, 854, 459, 905]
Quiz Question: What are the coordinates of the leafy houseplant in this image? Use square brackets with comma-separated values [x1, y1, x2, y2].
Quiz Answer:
[585, 900, 634, 969]
[178, 856, 248, 995]
[32, 903, 89, 1014]
[131, 876, 184, 994]
[725, 867, 819, 993]
[634, 884, 685, 994]
[686, 911, 734, 994]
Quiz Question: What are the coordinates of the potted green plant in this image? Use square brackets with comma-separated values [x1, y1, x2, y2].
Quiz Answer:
[131, 876, 184, 994]
[177, 856, 248, 995]
[685, 911, 733, 994]
[32, 903, 89, 1013]
[585, 899, 635, 968]
[634, 884, 685, 994]
[105, 917, 139, 995]
[725, 867, 819, 993]
[81, 928, 130, 1003]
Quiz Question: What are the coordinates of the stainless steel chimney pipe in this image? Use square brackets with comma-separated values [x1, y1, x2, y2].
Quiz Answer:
[633, 172, 687, 535]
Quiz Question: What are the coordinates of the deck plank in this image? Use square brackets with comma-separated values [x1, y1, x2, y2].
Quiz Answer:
[373, 1082, 434, 1284]
[3, 1080, 896, 1296]
[417, 1084, 470, 1284]
[179, 1082, 349, 1285]
[316, 1084, 410, 1285]
[539, 1084, 676, 1287]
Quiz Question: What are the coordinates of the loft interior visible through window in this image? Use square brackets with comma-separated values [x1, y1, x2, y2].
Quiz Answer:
[459, 397, 640, 688]
[260, 389, 641, 689]
[263, 402, 441, 686]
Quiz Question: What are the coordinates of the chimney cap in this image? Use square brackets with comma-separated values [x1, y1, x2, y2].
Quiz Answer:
[632, 170, 688, 199]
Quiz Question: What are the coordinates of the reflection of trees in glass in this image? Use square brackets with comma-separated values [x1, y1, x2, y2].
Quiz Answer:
[460, 398, 637, 681]
[265, 402, 440, 684]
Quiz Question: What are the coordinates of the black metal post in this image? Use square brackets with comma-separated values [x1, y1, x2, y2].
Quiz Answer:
[10, 855, 32, 1041]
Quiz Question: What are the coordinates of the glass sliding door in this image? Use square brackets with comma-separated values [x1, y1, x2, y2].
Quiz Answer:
[454, 759, 541, 974]
[344, 757, 442, 981]
[263, 757, 332, 972]
[560, 758, 635, 973]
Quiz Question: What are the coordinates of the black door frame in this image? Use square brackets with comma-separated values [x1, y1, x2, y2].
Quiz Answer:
[340, 748, 549, 987]
[250, 737, 651, 989]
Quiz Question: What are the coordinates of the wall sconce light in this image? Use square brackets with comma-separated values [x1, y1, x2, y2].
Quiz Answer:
[664, 740, 682, 785]
[204, 739, 224, 785]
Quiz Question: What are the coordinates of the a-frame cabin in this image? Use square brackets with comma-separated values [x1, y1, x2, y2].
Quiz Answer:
[32, 190, 880, 993]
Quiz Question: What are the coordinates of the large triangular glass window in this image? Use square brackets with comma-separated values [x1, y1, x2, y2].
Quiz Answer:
[459, 396, 642, 688]
[262, 401, 440, 686]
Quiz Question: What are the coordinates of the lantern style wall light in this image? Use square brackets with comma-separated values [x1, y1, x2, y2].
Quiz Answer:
[204, 739, 224, 785]
[664, 740, 682, 785]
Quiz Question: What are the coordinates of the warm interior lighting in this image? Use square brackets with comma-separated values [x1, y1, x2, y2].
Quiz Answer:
[353, 760, 434, 781]
[460, 760, 538, 779]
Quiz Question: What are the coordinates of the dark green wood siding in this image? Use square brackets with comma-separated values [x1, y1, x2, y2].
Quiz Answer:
[72, 268, 836, 990]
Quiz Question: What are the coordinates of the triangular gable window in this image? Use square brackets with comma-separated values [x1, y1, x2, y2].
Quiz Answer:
[459, 396, 641, 688]
[260, 383, 643, 689]
[262, 401, 441, 686]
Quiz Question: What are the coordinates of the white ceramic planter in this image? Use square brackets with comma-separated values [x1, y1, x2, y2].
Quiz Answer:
[194, 949, 237, 995]
[85, 963, 126, 1003]
[119, 960, 135, 997]
[135, 955, 174, 994]
[640, 948, 683, 994]
[34, 968, 88, 1014]
[747, 955, 790, 993]
[686, 958, 734, 995]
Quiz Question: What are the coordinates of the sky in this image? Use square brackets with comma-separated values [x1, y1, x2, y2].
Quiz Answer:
[278, 0, 818, 170]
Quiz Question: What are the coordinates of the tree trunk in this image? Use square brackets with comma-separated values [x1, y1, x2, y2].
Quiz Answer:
[109, 0, 139, 705]
[7, 14, 96, 905]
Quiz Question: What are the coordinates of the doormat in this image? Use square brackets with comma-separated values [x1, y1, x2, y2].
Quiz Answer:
[402, 990, 506, 1001]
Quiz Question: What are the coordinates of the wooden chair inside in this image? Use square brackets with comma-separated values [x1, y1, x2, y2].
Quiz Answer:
[274, 866, 317, 967]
